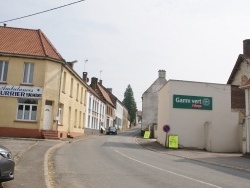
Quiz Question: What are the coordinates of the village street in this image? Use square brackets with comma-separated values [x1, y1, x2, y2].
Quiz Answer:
[2, 126, 250, 188]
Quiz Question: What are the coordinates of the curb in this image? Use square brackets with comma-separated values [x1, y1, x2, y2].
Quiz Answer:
[13, 141, 39, 164]
[44, 141, 66, 188]
[134, 137, 250, 173]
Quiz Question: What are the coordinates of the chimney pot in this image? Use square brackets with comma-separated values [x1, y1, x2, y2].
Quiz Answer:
[83, 72, 88, 82]
[158, 70, 166, 78]
[90, 77, 98, 90]
[243, 39, 250, 57]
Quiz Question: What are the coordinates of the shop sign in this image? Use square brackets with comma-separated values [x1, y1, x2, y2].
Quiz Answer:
[173, 94, 212, 110]
[168, 135, 178, 149]
[0, 85, 43, 99]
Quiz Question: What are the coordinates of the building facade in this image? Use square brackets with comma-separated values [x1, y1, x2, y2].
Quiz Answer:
[228, 39, 250, 154]
[141, 70, 167, 131]
[0, 26, 88, 139]
[89, 77, 116, 129]
[157, 80, 242, 152]
[85, 86, 106, 132]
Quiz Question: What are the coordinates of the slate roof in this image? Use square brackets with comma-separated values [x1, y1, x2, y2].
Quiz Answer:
[0, 26, 64, 61]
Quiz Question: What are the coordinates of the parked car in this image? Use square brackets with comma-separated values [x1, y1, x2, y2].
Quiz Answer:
[0, 145, 15, 182]
[106, 127, 117, 135]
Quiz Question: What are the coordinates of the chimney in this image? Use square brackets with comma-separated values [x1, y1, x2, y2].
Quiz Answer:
[67, 62, 74, 68]
[243, 39, 250, 58]
[90, 77, 98, 90]
[158, 70, 166, 78]
[3, 23, 7, 27]
[99, 80, 102, 85]
[107, 88, 112, 93]
[83, 72, 88, 83]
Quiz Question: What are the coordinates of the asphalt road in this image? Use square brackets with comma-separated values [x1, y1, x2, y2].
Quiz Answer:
[52, 127, 250, 188]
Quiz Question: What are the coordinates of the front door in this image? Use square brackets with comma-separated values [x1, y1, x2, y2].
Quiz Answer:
[43, 104, 52, 130]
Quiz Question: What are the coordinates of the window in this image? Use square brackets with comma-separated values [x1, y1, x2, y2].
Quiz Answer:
[68, 107, 71, 127]
[17, 99, 38, 121]
[23, 63, 34, 84]
[0, 61, 8, 82]
[76, 83, 79, 101]
[80, 87, 83, 103]
[84, 90, 87, 105]
[62, 71, 66, 93]
[70, 78, 73, 97]
[79, 111, 82, 128]
[75, 109, 77, 128]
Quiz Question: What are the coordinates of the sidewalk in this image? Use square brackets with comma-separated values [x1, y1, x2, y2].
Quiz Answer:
[0, 134, 98, 188]
[0, 138, 61, 188]
[135, 137, 250, 173]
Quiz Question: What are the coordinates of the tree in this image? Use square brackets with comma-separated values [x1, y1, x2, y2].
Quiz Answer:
[123, 84, 137, 125]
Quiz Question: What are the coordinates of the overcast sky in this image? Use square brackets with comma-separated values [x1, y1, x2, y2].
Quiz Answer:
[2, 0, 250, 110]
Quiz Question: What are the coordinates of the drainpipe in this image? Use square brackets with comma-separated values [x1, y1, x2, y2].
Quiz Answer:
[245, 89, 250, 153]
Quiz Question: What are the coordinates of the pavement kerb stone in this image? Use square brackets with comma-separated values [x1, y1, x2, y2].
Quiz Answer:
[134, 137, 250, 173]
[44, 141, 66, 188]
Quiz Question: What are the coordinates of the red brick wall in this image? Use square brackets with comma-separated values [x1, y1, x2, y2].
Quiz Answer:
[0, 127, 43, 138]
[231, 85, 245, 109]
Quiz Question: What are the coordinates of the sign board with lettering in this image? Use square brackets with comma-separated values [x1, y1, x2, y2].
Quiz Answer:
[143, 131, 151, 139]
[0, 85, 43, 99]
[168, 135, 178, 149]
[173, 94, 212, 110]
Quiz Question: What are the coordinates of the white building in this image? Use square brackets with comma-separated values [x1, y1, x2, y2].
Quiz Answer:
[157, 80, 242, 152]
[142, 70, 167, 131]
[115, 101, 123, 130]
[85, 87, 106, 131]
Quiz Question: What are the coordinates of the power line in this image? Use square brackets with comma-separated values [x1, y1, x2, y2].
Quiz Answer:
[0, 0, 85, 24]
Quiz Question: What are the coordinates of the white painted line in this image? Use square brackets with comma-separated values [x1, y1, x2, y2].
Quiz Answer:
[115, 149, 223, 188]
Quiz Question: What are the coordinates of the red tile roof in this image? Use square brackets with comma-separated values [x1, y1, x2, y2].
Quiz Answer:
[0, 26, 64, 61]
[97, 84, 115, 107]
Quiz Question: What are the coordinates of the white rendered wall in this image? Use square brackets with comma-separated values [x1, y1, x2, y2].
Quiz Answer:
[157, 80, 240, 152]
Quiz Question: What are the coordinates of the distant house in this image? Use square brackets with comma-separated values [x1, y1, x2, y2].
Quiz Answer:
[141, 70, 167, 131]
[89, 77, 116, 128]
[0, 26, 88, 139]
[227, 39, 250, 154]
[85, 86, 106, 133]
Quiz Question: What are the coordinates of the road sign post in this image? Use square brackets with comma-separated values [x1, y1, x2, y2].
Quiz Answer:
[163, 125, 170, 148]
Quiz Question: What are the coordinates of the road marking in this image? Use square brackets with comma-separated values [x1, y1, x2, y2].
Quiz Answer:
[115, 149, 223, 188]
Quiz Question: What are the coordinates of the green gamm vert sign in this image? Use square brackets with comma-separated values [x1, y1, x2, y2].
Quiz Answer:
[173, 95, 212, 110]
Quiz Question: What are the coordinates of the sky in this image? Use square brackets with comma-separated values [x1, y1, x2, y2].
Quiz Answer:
[1, 0, 250, 110]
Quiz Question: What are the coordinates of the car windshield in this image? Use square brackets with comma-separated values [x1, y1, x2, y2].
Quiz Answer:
[109, 127, 116, 131]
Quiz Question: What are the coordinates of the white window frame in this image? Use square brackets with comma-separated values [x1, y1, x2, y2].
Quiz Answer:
[0, 61, 8, 82]
[23, 63, 34, 84]
[17, 99, 38, 121]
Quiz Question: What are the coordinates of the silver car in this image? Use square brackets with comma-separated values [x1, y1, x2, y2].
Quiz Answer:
[0, 145, 15, 182]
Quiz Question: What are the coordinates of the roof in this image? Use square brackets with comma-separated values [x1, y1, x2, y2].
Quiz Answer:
[97, 84, 115, 107]
[88, 86, 106, 104]
[227, 54, 246, 84]
[0, 26, 64, 61]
